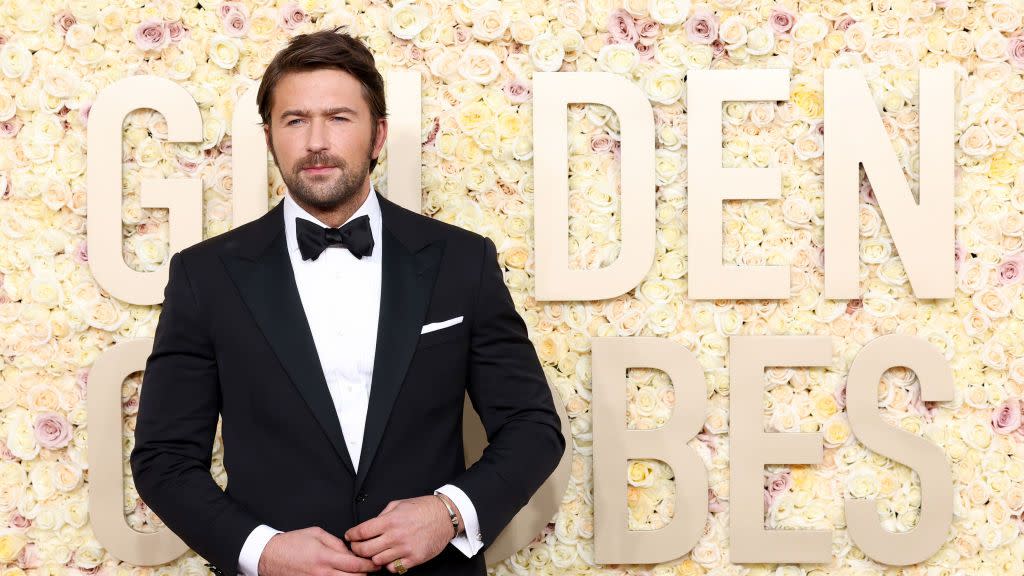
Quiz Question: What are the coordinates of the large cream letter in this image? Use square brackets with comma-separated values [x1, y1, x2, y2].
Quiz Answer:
[230, 82, 268, 226]
[687, 69, 791, 299]
[730, 335, 832, 562]
[824, 68, 954, 298]
[592, 337, 708, 564]
[89, 339, 188, 564]
[534, 72, 655, 301]
[87, 76, 203, 304]
[845, 335, 953, 564]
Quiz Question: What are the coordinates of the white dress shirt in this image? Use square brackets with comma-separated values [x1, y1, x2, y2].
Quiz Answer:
[236, 185, 483, 576]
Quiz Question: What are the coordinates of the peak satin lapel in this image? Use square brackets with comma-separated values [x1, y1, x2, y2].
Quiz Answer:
[219, 220, 358, 478]
[354, 227, 444, 493]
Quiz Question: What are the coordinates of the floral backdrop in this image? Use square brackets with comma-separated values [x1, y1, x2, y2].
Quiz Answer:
[2, 0, 1024, 574]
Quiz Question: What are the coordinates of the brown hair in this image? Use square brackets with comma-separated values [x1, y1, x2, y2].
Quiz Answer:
[257, 26, 387, 173]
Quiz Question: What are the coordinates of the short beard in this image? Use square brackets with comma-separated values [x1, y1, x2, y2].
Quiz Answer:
[269, 126, 376, 211]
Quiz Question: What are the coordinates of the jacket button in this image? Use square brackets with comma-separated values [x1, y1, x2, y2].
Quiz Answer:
[356, 491, 367, 502]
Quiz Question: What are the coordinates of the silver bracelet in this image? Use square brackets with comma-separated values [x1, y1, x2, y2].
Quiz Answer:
[434, 494, 459, 538]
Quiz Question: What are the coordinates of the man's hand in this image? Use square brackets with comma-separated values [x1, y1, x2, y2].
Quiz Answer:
[257, 526, 381, 576]
[344, 495, 460, 573]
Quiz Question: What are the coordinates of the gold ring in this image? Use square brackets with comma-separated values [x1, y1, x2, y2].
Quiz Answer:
[393, 558, 407, 574]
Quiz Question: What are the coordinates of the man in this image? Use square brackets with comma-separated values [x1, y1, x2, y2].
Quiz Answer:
[129, 27, 564, 576]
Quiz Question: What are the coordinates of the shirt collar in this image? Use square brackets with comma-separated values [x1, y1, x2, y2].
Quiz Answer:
[283, 182, 382, 258]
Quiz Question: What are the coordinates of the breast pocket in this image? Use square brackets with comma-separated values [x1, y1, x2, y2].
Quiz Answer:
[417, 318, 467, 349]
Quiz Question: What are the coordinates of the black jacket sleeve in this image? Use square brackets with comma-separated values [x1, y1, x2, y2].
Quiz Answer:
[129, 250, 261, 575]
[448, 236, 566, 549]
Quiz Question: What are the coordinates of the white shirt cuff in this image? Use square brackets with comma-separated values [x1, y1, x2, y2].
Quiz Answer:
[237, 523, 282, 576]
[435, 483, 483, 557]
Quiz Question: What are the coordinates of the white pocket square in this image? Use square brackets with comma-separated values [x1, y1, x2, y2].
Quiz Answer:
[421, 316, 463, 334]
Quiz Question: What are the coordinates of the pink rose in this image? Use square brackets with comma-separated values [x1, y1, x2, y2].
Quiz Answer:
[764, 487, 775, 513]
[685, 10, 718, 45]
[503, 78, 532, 104]
[709, 488, 726, 513]
[834, 378, 847, 411]
[72, 240, 88, 264]
[835, 16, 856, 31]
[770, 6, 796, 36]
[1007, 35, 1024, 69]
[76, 368, 90, 398]
[18, 542, 42, 570]
[591, 134, 617, 153]
[123, 395, 140, 415]
[859, 180, 876, 205]
[636, 41, 656, 61]
[998, 254, 1024, 285]
[167, 20, 187, 43]
[992, 398, 1023, 434]
[844, 299, 861, 316]
[0, 117, 21, 138]
[765, 470, 792, 496]
[710, 38, 726, 58]
[79, 101, 92, 125]
[279, 3, 308, 31]
[34, 412, 72, 450]
[9, 511, 29, 529]
[53, 10, 76, 34]
[608, 9, 639, 44]
[422, 117, 440, 147]
[636, 18, 660, 45]
[134, 20, 169, 51]
[221, 3, 250, 38]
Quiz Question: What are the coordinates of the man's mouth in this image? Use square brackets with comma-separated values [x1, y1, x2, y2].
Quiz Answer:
[302, 165, 336, 174]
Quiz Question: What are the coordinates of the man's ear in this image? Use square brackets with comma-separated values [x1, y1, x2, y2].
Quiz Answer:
[372, 117, 388, 160]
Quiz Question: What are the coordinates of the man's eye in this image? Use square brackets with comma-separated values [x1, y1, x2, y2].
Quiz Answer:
[287, 119, 302, 125]
[332, 116, 349, 122]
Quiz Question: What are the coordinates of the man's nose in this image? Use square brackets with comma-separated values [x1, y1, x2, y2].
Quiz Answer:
[305, 117, 328, 152]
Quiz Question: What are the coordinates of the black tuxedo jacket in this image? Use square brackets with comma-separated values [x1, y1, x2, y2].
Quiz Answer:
[129, 190, 565, 575]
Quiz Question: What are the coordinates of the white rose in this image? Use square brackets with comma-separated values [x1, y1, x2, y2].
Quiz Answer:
[985, 1, 1021, 33]
[598, 42, 640, 75]
[389, 1, 429, 40]
[557, 1, 588, 29]
[510, 17, 541, 45]
[529, 33, 565, 72]
[791, 14, 828, 44]
[649, 0, 691, 25]
[6, 409, 39, 461]
[458, 44, 501, 84]
[208, 34, 240, 70]
[643, 66, 684, 104]
[746, 26, 774, 55]
[976, 29, 1008, 62]
[718, 15, 747, 48]
[0, 42, 33, 81]
[65, 23, 96, 49]
[471, 7, 509, 42]
[959, 125, 993, 157]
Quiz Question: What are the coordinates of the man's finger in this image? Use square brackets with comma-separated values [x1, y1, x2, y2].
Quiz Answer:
[323, 548, 379, 573]
[350, 532, 391, 560]
[314, 530, 351, 555]
[345, 515, 388, 542]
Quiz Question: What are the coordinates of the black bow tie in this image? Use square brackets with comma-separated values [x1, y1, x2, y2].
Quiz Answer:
[295, 215, 374, 261]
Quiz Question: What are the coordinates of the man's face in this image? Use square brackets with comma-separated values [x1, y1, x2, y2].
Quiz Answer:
[264, 68, 387, 211]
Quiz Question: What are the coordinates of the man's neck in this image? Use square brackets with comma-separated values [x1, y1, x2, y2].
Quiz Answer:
[290, 180, 371, 228]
